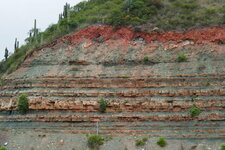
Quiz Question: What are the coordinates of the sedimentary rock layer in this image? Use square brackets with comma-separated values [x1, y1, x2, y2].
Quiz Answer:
[0, 25, 224, 138]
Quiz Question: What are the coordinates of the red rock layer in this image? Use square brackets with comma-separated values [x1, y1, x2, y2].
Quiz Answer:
[64, 25, 225, 45]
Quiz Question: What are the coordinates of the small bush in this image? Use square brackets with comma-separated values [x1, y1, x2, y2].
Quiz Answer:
[177, 53, 187, 62]
[104, 136, 113, 142]
[189, 106, 201, 117]
[0, 78, 4, 84]
[157, 137, 167, 147]
[121, 75, 129, 78]
[135, 137, 148, 147]
[191, 95, 198, 101]
[18, 94, 29, 114]
[203, 80, 210, 86]
[220, 143, 225, 150]
[142, 137, 148, 142]
[0, 147, 7, 150]
[87, 135, 104, 149]
[144, 55, 149, 62]
[98, 99, 107, 113]
[136, 139, 145, 147]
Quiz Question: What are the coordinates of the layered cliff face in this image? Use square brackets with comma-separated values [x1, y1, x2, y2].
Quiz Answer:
[0, 25, 225, 138]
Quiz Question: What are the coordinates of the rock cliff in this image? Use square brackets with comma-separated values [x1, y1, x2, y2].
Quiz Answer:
[0, 25, 224, 139]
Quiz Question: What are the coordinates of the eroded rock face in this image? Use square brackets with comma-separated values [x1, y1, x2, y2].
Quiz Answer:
[0, 25, 224, 138]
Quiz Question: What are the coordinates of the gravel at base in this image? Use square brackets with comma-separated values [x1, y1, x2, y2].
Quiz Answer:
[0, 130, 224, 150]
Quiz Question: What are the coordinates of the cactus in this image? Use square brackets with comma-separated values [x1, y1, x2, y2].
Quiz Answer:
[59, 13, 63, 22]
[17, 41, 19, 49]
[14, 38, 17, 52]
[4, 47, 8, 61]
[14, 38, 19, 52]
[63, 3, 70, 18]
[33, 19, 37, 37]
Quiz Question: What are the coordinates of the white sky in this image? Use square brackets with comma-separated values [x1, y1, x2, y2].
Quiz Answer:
[0, 0, 83, 61]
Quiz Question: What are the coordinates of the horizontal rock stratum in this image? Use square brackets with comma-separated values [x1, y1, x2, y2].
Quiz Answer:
[0, 25, 225, 139]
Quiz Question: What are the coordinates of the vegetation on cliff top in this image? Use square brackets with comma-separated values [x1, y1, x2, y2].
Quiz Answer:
[1, 0, 225, 77]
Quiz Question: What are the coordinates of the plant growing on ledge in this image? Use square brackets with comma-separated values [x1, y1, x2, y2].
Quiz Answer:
[87, 135, 104, 149]
[98, 99, 108, 113]
[177, 53, 187, 62]
[189, 106, 201, 117]
[135, 137, 148, 147]
[0, 147, 7, 150]
[157, 137, 167, 147]
[143, 55, 149, 62]
[18, 94, 29, 114]
[220, 143, 225, 150]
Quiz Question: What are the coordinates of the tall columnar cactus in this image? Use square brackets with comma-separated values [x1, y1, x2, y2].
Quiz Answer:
[33, 19, 37, 37]
[4, 47, 8, 61]
[63, 3, 70, 18]
[17, 41, 19, 49]
[14, 38, 17, 52]
[14, 38, 19, 52]
[59, 13, 63, 22]
[63, 4, 67, 18]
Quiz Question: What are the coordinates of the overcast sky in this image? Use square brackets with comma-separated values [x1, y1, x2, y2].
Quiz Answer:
[0, 0, 83, 61]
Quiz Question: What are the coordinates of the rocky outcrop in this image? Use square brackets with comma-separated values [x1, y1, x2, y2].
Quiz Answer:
[0, 25, 224, 138]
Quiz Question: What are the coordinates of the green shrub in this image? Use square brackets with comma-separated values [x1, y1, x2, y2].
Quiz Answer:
[142, 137, 148, 142]
[144, 56, 149, 62]
[191, 95, 198, 101]
[121, 75, 129, 78]
[177, 53, 187, 62]
[0, 78, 4, 84]
[157, 137, 167, 147]
[136, 139, 145, 147]
[135, 137, 148, 147]
[87, 135, 104, 149]
[189, 106, 201, 117]
[220, 143, 225, 150]
[98, 99, 107, 113]
[0, 147, 7, 150]
[18, 94, 29, 114]
[203, 80, 210, 86]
